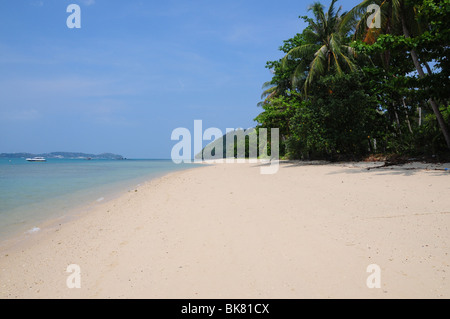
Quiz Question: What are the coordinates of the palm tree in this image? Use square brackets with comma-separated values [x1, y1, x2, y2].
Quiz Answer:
[345, 0, 450, 149]
[260, 80, 280, 104]
[282, 0, 358, 93]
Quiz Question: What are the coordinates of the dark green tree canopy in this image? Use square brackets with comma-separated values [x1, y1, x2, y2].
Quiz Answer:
[256, 0, 450, 159]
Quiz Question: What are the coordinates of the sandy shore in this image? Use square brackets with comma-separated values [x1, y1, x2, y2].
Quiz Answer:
[0, 161, 449, 299]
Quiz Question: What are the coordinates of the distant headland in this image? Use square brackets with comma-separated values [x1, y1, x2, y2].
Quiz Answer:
[0, 152, 125, 160]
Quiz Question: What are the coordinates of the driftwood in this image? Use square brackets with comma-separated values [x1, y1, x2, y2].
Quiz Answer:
[368, 161, 449, 171]
[367, 154, 449, 171]
[367, 156, 410, 170]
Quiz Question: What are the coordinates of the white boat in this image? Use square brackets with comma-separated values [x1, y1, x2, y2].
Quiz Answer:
[26, 157, 47, 162]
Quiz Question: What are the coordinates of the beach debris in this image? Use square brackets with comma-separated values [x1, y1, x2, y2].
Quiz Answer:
[367, 156, 409, 170]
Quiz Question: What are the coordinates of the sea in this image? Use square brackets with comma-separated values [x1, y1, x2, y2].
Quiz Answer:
[0, 158, 195, 241]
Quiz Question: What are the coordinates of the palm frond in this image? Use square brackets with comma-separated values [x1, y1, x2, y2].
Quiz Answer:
[261, 85, 278, 100]
[304, 45, 327, 93]
[282, 43, 319, 68]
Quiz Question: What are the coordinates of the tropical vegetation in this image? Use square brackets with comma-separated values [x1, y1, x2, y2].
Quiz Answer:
[255, 0, 450, 161]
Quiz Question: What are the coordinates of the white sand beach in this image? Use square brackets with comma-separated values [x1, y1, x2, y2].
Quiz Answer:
[0, 162, 449, 299]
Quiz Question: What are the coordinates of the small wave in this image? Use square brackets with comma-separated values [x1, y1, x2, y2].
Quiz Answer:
[96, 197, 105, 202]
[26, 227, 41, 234]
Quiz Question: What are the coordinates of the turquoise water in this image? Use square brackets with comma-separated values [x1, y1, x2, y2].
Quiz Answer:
[0, 159, 194, 240]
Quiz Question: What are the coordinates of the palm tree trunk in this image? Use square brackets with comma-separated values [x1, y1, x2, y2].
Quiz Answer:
[394, 107, 402, 135]
[402, 98, 413, 134]
[401, 14, 450, 149]
[418, 106, 422, 126]
[423, 61, 433, 75]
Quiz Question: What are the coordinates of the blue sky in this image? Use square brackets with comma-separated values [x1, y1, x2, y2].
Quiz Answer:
[0, 0, 360, 159]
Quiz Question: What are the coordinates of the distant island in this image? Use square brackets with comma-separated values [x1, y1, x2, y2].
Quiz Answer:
[0, 152, 125, 160]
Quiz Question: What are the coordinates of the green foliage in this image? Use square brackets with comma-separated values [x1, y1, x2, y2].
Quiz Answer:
[286, 100, 328, 159]
[255, 93, 301, 156]
[288, 72, 381, 159]
[262, 33, 311, 102]
[255, 0, 450, 160]
[282, 0, 358, 93]
[413, 104, 450, 154]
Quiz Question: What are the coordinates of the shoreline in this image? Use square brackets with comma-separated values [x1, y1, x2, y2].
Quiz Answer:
[1, 161, 449, 298]
[0, 164, 204, 254]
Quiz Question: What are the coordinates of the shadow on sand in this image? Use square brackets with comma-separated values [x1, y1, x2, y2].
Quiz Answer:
[252, 160, 450, 177]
